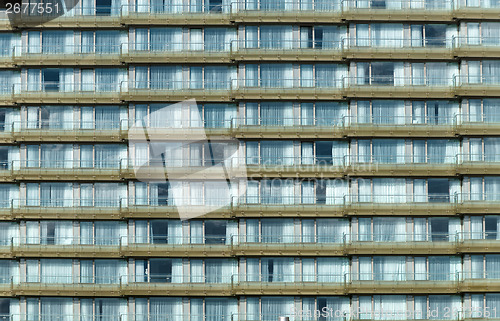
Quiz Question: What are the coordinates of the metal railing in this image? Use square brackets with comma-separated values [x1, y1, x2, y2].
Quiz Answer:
[6, 192, 500, 210]
[347, 76, 454, 86]
[345, 37, 450, 48]
[15, 82, 122, 93]
[15, 44, 122, 55]
[232, 39, 342, 50]
[129, 42, 231, 52]
[125, 80, 234, 91]
[239, 78, 344, 89]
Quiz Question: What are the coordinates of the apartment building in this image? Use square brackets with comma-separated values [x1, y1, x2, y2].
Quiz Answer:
[0, 0, 500, 320]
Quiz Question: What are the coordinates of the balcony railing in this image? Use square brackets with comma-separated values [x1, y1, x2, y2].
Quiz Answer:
[123, 3, 231, 13]
[347, 76, 454, 87]
[10, 120, 125, 133]
[125, 80, 234, 91]
[345, 37, 450, 48]
[232, 40, 342, 50]
[15, 44, 122, 56]
[0, 232, 479, 248]
[129, 42, 231, 52]
[342, 0, 453, 10]
[16, 82, 121, 93]
[0, 272, 497, 287]
[4, 192, 500, 210]
[240, 78, 344, 89]
[454, 36, 500, 47]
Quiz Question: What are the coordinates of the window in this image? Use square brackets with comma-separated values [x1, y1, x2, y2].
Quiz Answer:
[0, 109, 4, 131]
[429, 217, 448, 241]
[150, 259, 172, 282]
[96, 0, 112, 15]
[0, 299, 9, 318]
[316, 180, 326, 204]
[425, 25, 446, 47]
[428, 179, 450, 202]
[316, 142, 333, 165]
[43, 69, 59, 91]
[371, 0, 386, 8]
[208, 0, 223, 12]
[150, 220, 168, 243]
[486, 216, 498, 240]
[371, 62, 394, 84]
[205, 220, 226, 244]
[0, 147, 7, 169]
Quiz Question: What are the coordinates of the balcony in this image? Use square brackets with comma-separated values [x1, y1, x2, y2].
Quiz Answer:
[458, 193, 500, 214]
[121, 81, 233, 102]
[126, 198, 234, 219]
[14, 82, 121, 104]
[455, 76, 500, 97]
[10, 120, 126, 142]
[341, 0, 454, 22]
[230, 1, 343, 23]
[123, 43, 232, 64]
[7, 6, 121, 28]
[128, 120, 234, 141]
[123, 275, 233, 296]
[343, 115, 457, 138]
[343, 37, 453, 60]
[233, 117, 344, 139]
[344, 76, 455, 99]
[2, 232, 500, 259]
[13, 45, 121, 66]
[234, 79, 344, 100]
[4, 199, 123, 220]
[235, 196, 346, 217]
[456, 114, 500, 136]
[5, 193, 500, 220]
[120, 4, 232, 25]
[346, 155, 459, 177]
[231, 40, 343, 62]
[2, 272, 500, 298]
[12, 160, 125, 181]
[453, 37, 500, 59]
[345, 194, 457, 216]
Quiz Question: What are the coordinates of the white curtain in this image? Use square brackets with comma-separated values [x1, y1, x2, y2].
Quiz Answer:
[372, 178, 406, 203]
[40, 259, 73, 283]
[373, 256, 406, 281]
[261, 64, 293, 88]
[260, 26, 294, 49]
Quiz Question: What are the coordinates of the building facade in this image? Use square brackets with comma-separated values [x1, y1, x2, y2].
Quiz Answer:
[0, 1, 500, 320]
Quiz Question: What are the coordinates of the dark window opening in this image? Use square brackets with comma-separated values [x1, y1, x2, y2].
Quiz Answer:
[371, 62, 394, 85]
[0, 110, 5, 131]
[430, 217, 449, 241]
[43, 69, 59, 91]
[42, 221, 56, 245]
[0, 299, 9, 319]
[208, 0, 222, 12]
[0, 147, 7, 169]
[425, 25, 447, 47]
[486, 217, 497, 240]
[371, 0, 386, 8]
[314, 27, 323, 49]
[428, 179, 450, 203]
[316, 141, 333, 165]
[150, 259, 172, 283]
[205, 220, 227, 244]
[96, 0, 112, 15]
[151, 220, 168, 244]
